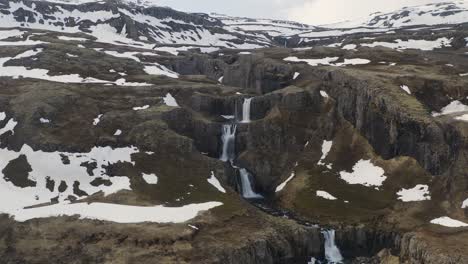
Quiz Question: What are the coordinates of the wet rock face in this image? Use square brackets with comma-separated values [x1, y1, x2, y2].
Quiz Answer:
[223, 55, 295, 94]
[336, 227, 400, 259]
[215, 224, 323, 264]
[169, 54, 226, 81]
[320, 69, 453, 175]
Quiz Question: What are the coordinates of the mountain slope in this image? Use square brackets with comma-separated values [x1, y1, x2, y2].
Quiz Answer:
[329, 1, 468, 28]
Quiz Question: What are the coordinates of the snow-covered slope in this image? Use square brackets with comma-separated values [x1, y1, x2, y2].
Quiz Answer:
[212, 13, 315, 38]
[0, 0, 268, 49]
[329, 1, 468, 29]
[1, 0, 468, 50]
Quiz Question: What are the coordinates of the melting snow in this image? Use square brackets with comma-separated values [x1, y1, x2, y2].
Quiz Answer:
[114, 129, 122, 136]
[316, 190, 338, 200]
[334, 58, 371, 66]
[144, 65, 179, 78]
[342, 44, 357, 50]
[0, 37, 46, 46]
[0, 139, 142, 221]
[396, 184, 431, 202]
[284, 56, 339, 66]
[0, 29, 25, 40]
[58, 36, 88, 42]
[142, 173, 158, 184]
[318, 140, 333, 167]
[284, 56, 370, 67]
[93, 114, 103, 126]
[39, 118, 50, 124]
[163, 93, 179, 107]
[361, 38, 452, 51]
[275, 172, 295, 192]
[456, 114, 468, 122]
[114, 78, 151, 86]
[339, 160, 387, 187]
[462, 198, 468, 209]
[13, 48, 43, 59]
[320, 91, 329, 98]
[207, 171, 226, 193]
[0, 114, 215, 224]
[0, 119, 18, 136]
[400, 85, 411, 95]
[133, 105, 150, 111]
[12, 201, 223, 223]
[433, 100, 468, 117]
[430, 217, 468, 228]
[0, 112, 5, 121]
[293, 72, 300, 80]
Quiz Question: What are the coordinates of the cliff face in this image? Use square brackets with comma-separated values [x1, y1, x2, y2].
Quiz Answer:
[0, 1, 468, 263]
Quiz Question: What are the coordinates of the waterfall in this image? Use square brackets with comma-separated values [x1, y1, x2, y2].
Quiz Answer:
[241, 98, 253, 123]
[322, 230, 343, 264]
[239, 168, 262, 199]
[220, 124, 237, 162]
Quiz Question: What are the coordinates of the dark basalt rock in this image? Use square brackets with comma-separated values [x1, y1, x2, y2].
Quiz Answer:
[223, 54, 295, 94]
[2, 154, 35, 188]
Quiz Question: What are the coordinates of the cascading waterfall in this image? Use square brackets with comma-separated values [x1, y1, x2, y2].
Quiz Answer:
[220, 124, 237, 162]
[241, 98, 253, 123]
[322, 230, 344, 264]
[239, 168, 263, 199]
[218, 97, 262, 199]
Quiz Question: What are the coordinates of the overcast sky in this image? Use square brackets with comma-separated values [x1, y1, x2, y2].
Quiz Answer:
[153, 0, 451, 25]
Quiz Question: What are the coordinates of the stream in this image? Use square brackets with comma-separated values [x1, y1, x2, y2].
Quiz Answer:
[218, 97, 347, 264]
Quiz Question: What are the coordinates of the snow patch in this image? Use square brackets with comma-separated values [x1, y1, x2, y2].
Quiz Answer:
[284, 56, 370, 67]
[396, 184, 431, 202]
[0, 119, 18, 136]
[456, 114, 468, 122]
[93, 114, 103, 126]
[133, 105, 150, 111]
[163, 93, 179, 107]
[400, 85, 411, 95]
[39, 118, 50, 124]
[207, 171, 226, 193]
[284, 56, 339, 66]
[339, 160, 387, 188]
[318, 140, 333, 167]
[293, 72, 300, 80]
[361, 38, 452, 51]
[316, 190, 337, 200]
[275, 172, 295, 192]
[142, 173, 158, 184]
[462, 198, 468, 209]
[342, 44, 357, 50]
[144, 64, 179, 78]
[58, 36, 88, 42]
[433, 100, 468, 117]
[430, 217, 468, 228]
[12, 201, 223, 223]
[320, 90, 329, 98]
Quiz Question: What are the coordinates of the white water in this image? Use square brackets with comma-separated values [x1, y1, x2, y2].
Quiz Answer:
[322, 230, 344, 264]
[241, 98, 253, 123]
[239, 168, 263, 199]
[220, 124, 237, 162]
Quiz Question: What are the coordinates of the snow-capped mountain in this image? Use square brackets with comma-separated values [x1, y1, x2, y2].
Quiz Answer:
[212, 13, 315, 38]
[328, 1, 468, 28]
[2, 0, 468, 51]
[0, 0, 270, 49]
